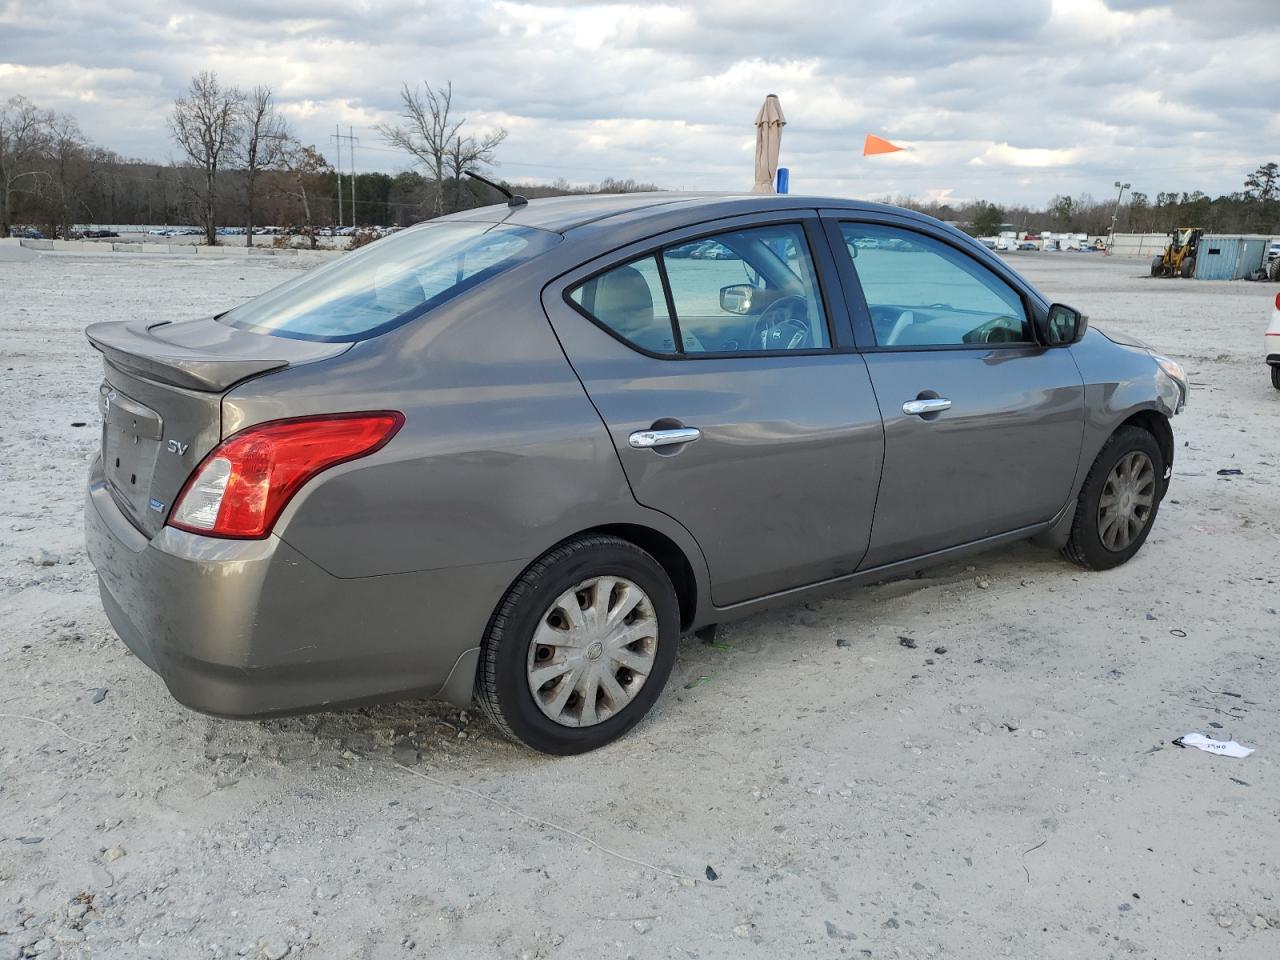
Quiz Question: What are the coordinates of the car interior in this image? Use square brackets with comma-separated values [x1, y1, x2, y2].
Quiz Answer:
[574, 226, 830, 354]
[841, 228, 1032, 347]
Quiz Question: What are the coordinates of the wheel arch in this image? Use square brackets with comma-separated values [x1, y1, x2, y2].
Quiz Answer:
[586, 523, 699, 632]
[1036, 404, 1174, 551]
[1119, 408, 1174, 487]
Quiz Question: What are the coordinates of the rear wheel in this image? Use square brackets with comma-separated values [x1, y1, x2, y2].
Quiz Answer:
[1180, 256, 1195, 278]
[476, 535, 679, 754]
[1063, 426, 1165, 571]
[1272, 365, 1280, 390]
[1269, 258, 1280, 282]
[1150, 256, 1163, 277]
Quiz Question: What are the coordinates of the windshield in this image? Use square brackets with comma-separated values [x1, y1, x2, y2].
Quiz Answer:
[219, 221, 560, 342]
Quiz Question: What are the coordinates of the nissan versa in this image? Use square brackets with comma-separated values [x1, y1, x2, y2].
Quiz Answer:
[84, 193, 1188, 754]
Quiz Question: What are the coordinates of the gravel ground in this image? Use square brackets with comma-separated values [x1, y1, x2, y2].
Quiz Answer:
[1, 250, 1277, 960]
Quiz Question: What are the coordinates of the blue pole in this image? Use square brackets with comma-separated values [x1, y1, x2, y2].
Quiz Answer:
[776, 167, 790, 194]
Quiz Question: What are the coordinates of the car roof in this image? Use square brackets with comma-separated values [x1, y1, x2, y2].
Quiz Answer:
[434, 191, 930, 235]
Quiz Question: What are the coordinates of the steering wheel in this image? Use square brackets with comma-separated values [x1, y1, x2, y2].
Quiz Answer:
[883, 309, 916, 345]
[751, 295, 811, 351]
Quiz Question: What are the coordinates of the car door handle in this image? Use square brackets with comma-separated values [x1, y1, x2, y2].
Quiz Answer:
[629, 427, 701, 449]
[902, 398, 952, 416]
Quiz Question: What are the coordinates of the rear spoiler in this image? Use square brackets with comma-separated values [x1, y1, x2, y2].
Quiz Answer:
[85, 319, 347, 392]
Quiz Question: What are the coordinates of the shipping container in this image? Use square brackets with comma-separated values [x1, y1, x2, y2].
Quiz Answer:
[1194, 235, 1269, 280]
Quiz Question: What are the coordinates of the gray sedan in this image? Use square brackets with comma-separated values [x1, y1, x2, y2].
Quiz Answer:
[84, 193, 1188, 754]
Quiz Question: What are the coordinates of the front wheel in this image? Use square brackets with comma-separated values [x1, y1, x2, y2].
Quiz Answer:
[475, 535, 680, 754]
[1063, 426, 1165, 571]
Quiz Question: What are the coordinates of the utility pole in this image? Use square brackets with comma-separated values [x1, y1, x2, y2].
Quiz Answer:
[349, 126, 358, 228]
[331, 125, 343, 228]
[330, 127, 360, 229]
[1108, 180, 1130, 255]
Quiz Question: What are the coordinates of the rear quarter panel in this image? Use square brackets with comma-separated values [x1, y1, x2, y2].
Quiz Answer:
[221, 267, 710, 590]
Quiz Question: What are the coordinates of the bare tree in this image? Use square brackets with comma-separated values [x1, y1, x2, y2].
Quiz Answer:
[0, 96, 52, 237]
[169, 71, 242, 246]
[235, 86, 286, 246]
[446, 131, 508, 210]
[36, 112, 98, 238]
[276, 138, 331, 249]
[377, 82, 506, 216]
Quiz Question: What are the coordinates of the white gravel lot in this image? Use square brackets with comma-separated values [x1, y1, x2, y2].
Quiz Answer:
[1, 250, 1277, 960]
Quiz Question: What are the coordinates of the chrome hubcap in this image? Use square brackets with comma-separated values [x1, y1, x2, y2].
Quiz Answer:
[526, 576, 659, 727]
[1097, 451, 1156, 551]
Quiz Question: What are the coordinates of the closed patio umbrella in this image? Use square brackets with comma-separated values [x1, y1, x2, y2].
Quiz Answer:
[751, 94, 786, 194]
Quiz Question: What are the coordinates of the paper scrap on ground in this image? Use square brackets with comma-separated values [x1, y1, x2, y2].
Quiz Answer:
[1175, 733, 1254, 759]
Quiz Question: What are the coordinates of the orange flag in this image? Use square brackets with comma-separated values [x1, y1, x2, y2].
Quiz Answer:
[863, 134, 904, 156]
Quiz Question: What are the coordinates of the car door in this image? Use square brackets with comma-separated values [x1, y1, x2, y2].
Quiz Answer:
[823, 215, 1085, 568]
[542, 212, 885, 607]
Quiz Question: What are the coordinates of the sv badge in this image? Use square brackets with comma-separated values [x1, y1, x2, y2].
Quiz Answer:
[166, 439, 189, 456]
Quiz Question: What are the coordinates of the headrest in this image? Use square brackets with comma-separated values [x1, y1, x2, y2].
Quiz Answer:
[592, 265, 653, 333]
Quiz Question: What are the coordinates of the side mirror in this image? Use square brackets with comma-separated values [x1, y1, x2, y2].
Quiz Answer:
[1038, 303, 1088, 346]
[720, 283, 755, 315]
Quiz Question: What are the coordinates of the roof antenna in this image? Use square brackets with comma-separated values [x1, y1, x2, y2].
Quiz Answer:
[465, 170, 527, 208]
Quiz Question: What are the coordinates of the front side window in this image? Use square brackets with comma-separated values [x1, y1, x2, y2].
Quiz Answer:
[839, 223, 1030, 347]
[568, 222, 831, 356]
[220, 221, 560, 342]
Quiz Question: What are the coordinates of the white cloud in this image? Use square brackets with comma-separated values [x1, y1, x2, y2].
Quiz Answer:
[0, 0, 1277, 204]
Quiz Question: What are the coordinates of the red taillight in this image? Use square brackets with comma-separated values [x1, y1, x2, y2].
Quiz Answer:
[168, 412, 404, 539]
[1275, 292, 1280, 311]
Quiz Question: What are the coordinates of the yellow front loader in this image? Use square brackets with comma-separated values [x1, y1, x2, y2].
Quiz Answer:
[1151, 227, 1203, 278]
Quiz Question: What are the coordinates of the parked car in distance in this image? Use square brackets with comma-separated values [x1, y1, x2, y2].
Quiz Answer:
[84, 193, 1188, 754]
[1267, 291, 1280, 390]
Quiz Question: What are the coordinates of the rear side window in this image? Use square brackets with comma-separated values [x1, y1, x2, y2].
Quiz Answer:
[568, 223, 830, 356]
[569, 256, 684, 355]
[219, 222, 560, 342]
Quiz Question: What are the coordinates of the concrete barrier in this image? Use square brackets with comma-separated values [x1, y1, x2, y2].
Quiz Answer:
[10, 236, 347, 262]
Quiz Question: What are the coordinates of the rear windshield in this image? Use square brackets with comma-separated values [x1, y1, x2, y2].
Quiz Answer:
[218, 221, 560, 342]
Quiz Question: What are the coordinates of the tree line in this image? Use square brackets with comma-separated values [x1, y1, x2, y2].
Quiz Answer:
[0, 74, 657, 244]
[917, 163, 1279, 238]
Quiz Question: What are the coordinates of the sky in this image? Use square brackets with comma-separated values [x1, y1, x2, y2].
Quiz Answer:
[2, 0, 1278, 207]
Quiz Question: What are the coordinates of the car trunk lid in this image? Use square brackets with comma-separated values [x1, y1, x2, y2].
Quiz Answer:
[88, 317, 349, 537]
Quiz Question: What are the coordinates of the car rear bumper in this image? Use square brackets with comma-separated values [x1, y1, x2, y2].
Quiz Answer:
[85, 457, 522, 717]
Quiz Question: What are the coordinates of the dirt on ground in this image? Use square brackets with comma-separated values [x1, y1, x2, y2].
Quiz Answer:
[1, 250, 1277, 960]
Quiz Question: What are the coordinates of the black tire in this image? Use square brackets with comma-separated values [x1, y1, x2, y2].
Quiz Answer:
[1150, 256, 1163, 277]
[1271, 364, 1280, 390]
[475, 535, 680, 755]
[1180, 256, 1195, 278]
[1269, 258, 1280, 282]
[1062, 425, 1166, 571]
